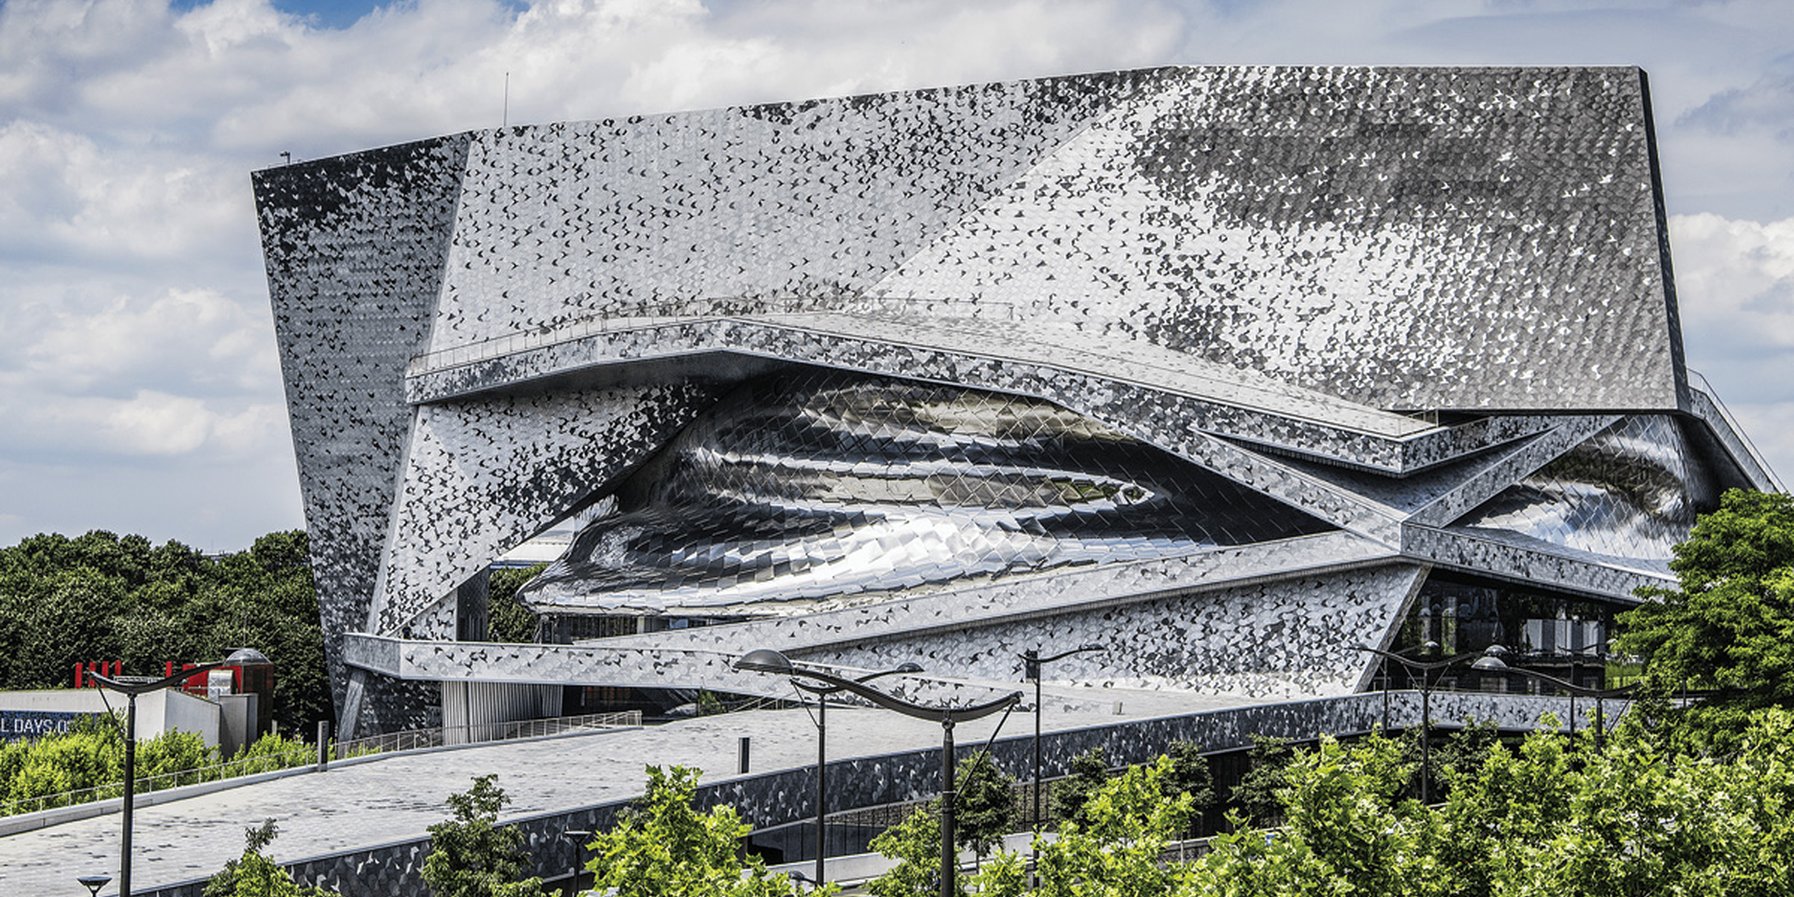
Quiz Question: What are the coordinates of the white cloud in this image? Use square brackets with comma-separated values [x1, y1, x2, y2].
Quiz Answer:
[1669, 212, 1794, 483]
[0, 121, 249, 265]
[1725, 401, 1794, 489]
[0, 386, 285, 458]
[2, 0, 1793, 547]
[19, 287, 278, 393]
[1671, 213, 1794, 362]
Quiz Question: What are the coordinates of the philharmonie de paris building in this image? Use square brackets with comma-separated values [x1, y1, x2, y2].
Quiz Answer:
[255, 65, 1780, 745]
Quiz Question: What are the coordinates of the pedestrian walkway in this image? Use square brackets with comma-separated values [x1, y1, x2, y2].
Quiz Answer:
[0, 689, 1241, 896]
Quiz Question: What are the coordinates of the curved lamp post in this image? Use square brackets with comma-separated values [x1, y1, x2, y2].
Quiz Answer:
[788, 660, 923, 888]
[1471, 647, 1636, 750]
[1563, 643, 1606, 692]
[89, 647, 270, 897]
[1017, 644, 1104, 871]
[735, 649, 1021, 897]
[1371, 640, 1440, 731]
[1354, 642, 1472, 803]
[562, 829, 593, 888]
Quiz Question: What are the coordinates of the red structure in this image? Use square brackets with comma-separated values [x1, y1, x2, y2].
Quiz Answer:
[72, 660, 122, 689]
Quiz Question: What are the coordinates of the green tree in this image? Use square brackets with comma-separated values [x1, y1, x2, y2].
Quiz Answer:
[867, 805, 948, 897]
[204, 820, 338, 897]
[1619, 489, 1794, 728]
[1428, 721, 1578, 897]
[1187, 710, 1794, 897]
[1225, 735, 1295, 827]
[1193, 734, 1442, 897]
[953, 753, 1017, 861]
[0, 529, 332, 731]
[487, 564, 544, 643]
[1031, 757, 1195, 897]
[1427, 719, 1503, 801]
[1162, 740, 1215, 837]
[421, 775, 545, 897]
[1048, 746, 1111, 828]
[583, 765, 813, 897]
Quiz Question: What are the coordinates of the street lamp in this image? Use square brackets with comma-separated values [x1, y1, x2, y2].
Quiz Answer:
[1371, 640, 1440, 731]
[787, 661, 923, 888]
[562, 828, 592, 874]
[1354, 642, 1472, 803]
[1471, 647, 1635, 751]
[1017, 645, 1105, 840]
[89, 647, 270, 897]
[736, 649, 1021, 897]
[77, 874, 111, 897]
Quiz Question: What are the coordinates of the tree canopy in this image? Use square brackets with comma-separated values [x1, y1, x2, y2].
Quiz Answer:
[0, 529, 331, 731]
[487, 564, 544, 644]
[422, 774, 546, 897]
[1619, 489, 1794, 739]
[954, 753, 1019, 860]
[203, 820, 338, 897]
[582, 765, 815, 897]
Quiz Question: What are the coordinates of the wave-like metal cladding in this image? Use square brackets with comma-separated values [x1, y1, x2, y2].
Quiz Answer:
[1452, 415, 1718, 565]
[521, 371, 1332, 614]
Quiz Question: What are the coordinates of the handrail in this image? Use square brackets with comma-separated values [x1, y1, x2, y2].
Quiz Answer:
[1685, 369, 1785, 491]
[329, 710, 642, 759]
[0, 711, 641, 818]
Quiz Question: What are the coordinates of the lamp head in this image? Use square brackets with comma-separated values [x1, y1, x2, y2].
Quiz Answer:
[1421, 640, 1441, 656]
[78, 874, 112, 897]
[225, 647, 271, 666]
[1463, 653, 1506, 674]
[735, 648, 795, 675]
[893, 662, 923, 674]
[1078, 643, 1106, 654]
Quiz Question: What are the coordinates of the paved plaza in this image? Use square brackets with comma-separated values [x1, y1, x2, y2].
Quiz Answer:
[0, 689, 1240, 896]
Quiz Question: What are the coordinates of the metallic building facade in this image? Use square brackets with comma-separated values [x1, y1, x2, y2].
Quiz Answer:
[255, 66, 1778, 736]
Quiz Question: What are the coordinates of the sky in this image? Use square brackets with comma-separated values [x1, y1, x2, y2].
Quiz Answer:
[1, 0, 1792, 552]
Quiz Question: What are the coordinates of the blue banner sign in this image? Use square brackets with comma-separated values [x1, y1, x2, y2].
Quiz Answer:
[0, 710, 98, 742]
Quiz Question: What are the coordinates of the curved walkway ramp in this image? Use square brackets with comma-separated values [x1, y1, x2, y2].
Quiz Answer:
[0, 691, 1589, 897]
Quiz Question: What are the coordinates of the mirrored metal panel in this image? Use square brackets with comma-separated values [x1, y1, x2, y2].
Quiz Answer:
[1450, 415, 1718, 563]
[520, 370, 1332, 613]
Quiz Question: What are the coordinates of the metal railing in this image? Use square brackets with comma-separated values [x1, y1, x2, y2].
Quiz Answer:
[405, 294, 1019, 378]
[0, 742, 324, 818]
[329, 709, 643, 759]
[1685, 369, 1785, 491]
[0, 712, 641, 819]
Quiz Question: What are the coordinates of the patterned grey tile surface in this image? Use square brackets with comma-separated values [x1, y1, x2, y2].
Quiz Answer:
[1278, 416, 1616, 523]
[810, 564, 1424, 700]
[405, 313, 1559, 476]
[374, 382, 719, 634]
[253, 136, 471, 725]
[587, 531, 1396, 650]
[1402, 525, 1669, 602]
[425, 66, 1682, 413]
[348, 554, 1414, 705]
